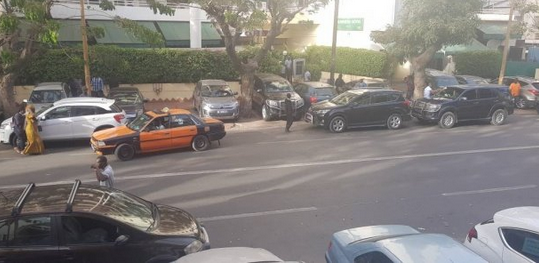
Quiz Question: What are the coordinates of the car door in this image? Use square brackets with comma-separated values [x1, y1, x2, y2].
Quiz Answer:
[193, 82, 201, 110]
[364, 92, 393, 125]
[39, 106, 74, 140]
[139, 116, 173, 152]
[252, 77, 265, 110]
[57, 215, 148, 263]
[477, 88, 498, 118]
[457, 89, 480, 120]
[500, 228, 539, 262]
[346, 93, 372, 126]
[0, 216, 63, 262]
[170, 114, 198, 148]
[70, 106, 98, 139]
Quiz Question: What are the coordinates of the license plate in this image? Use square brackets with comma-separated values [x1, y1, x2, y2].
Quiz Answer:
[305, 113, 313, 123]
[217, 110, 228, 114]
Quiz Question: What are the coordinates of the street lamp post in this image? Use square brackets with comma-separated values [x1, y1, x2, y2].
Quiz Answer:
[80, 0, 92, 95]
[498, 1, 514, 85]
[329, 0, 339, 83]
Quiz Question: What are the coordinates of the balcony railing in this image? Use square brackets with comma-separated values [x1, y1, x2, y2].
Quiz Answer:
[54, 0, 188, 9]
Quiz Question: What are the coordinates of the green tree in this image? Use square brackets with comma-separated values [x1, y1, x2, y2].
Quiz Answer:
[187, 0, 329, 117]
[371, 0, 483, 98]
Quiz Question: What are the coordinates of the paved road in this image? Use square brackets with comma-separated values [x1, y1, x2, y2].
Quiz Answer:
[1, 112, 539, 262]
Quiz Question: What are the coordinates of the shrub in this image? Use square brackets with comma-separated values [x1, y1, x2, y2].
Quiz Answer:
[453, 51, 502, 79]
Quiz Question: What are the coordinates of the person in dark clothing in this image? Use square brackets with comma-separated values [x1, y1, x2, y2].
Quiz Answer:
[285, 93, 294, 133]
[405, 74, 414, 100]
[68, 78, 82, 97]
[335, 73, 346, 94]
[12, 103, 27, 154]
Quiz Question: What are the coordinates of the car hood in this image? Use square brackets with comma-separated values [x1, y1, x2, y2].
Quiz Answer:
[311, 100, 340, 110]
[92, 125, 135, 141]
[202, 97, 238, 105]
[265, 92, 301, 101]
[152, 205, 199, 237]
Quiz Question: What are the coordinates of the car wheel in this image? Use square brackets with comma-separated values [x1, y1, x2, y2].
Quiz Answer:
[387, 114, 403, 130]
[491, 109, 507, 126]
[115, 143, 135, 161]
[192, 135, 210, 151]
[261, 104, 272, 121]
[439, 112, 456, 129]
[515, 98, 526, 109]
[329, 116, 346, 133]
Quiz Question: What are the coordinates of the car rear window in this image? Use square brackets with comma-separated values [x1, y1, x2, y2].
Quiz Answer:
[314, 87, 336, 96]
[109, 103, 123, 113]
[435, 77, 459, 88]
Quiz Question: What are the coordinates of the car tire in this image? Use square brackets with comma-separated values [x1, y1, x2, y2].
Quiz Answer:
[387, 114, 403, 130]
[491, 109, 508, 126]
[329, 116, 346, 133]
[261, 104, 272, 121]
[115, 143, 135, 161]
[439, 112, 456, 129]
[192, 135, 210, 151]
[515, 97, 526, 109]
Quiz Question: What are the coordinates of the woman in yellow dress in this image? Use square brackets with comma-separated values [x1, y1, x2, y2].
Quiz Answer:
[22, 105, 45, 155]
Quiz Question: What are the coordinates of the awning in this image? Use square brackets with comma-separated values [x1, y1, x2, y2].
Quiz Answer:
[88, 20, 154, 47]
[477, 24, 521, 40]
[57, 20, 82, 42]
[443, 38, 492, 55]
[156, 21, 190, 47]
[201, 22, 221, 40]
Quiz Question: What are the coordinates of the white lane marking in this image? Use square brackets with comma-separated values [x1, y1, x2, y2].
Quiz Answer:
[198, 207, 318, 222]
[442, 185, 537, 196]
[257, 136, 364, 145]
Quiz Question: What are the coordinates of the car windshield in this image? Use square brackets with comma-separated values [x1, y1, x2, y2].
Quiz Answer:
[471, 78, 489, 84]
[73, 187, 154, 232]
[265, 81, 293, 93]
[29, 90, 62, 103]
[330, 91, 361, 105]
[201, 85, 234, 97]
[36, 104, 54, 116]
[435, 77, 459, 88]
[110, 92, 142, 105]
[127, 113, 151, 131]
[435, 87, 465, 100]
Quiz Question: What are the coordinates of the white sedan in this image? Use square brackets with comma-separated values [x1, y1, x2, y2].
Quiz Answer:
[464, 206, 539, 263]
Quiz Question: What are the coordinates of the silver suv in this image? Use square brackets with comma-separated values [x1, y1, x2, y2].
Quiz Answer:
[192, 80, 239, 121]
[502, 76, 539, 109]
[26, 82, 71, 111]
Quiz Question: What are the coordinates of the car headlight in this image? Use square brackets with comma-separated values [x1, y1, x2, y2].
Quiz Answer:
[184, 239, 204, 254]
[97, 141, 106, 147]
[232, 101, 239, 108]
[315, 109, 330, 115]
[0, 122, 8, 130]
[426, 104, 441, 112]
[297, 98, 305, 107]
[203, 104, 213, 110]
[266, 100, 279, 108]
[136, 109, 143, 116]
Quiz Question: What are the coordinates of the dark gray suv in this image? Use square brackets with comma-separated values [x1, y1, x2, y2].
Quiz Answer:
[252, 73, 304, 121]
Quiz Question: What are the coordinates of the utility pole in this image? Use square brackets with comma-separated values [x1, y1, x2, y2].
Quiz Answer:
[80, 0, 92, 95]
[329, 0, 339, 83]
[498, 1, 514, 85]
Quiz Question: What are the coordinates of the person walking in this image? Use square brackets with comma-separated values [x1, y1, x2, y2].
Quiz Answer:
[510, 78, 521, 105]
[22, 105, 45, 155]
[304, 70, 311, 82]
[68, 78, 82, 97]
[91, 155, 114, 188]
[335, 73, 345, 93]
[12, 103, 27, 154]
[285, 93, 294, 133]
[91, 76, 105, 97]
[284, 56, 293, 82]
[405, 74, 415, 100]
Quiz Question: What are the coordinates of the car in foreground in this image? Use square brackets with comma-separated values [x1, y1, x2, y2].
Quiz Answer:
[464, 206, 539, 263]
[0, 181, 209, 262]
[304, 89, 411, 133]
[108, 87, 147, 121]
[252, 73, 304, 121]
[175, 247, 284, 263]
[411, 85, 514, 129]
[25, 82, 71, 111]
[456, 75, 490, 85]
[0, 97, 126, 146]
[294, 81, 337, 110]
[91, 108, 226, 161]
[326, 225, 487, 263]
[501, 76, 539, 109]
[192, 79, 239, 121]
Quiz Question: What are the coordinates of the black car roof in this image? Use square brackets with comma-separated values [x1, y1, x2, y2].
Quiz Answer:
[347, 88, 400, 94]
[447, 84, 509, 90]
[299, 82, 334, 88]
[0, 182, 147, 218]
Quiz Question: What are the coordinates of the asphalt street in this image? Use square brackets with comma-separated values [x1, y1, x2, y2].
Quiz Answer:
[1, 111, 539, 262]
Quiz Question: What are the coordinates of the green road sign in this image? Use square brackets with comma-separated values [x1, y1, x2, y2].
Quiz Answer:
[338, 18, 364, 31]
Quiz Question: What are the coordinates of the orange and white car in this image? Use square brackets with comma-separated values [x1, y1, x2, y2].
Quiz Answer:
[91, 109, 226, 161]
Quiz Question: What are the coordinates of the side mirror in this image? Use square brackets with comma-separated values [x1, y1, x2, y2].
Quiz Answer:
[459, 97, 468, 101]
[114, 235, 129, 246]
[40, 116, 47, 121]
[23, 99, 28, 103]
[233, 92, 238, 96]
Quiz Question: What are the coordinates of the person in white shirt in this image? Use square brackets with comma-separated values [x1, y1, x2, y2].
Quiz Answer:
[92, 156, 114, 188]
[423, 82, 434, 99]
[304, 70, 311, 82]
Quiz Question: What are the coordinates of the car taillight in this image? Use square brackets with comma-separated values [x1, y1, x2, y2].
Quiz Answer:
[467, 227, 478, 243]
[529, 89, 539, 96]
[114, 114, 125, 123]
[310, 96, 318, 103]
[403, 99, 411, 107]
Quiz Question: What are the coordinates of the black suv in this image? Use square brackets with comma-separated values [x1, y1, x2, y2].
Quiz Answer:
[305, 89, 411, 133]
[253, 73, 304, 121]
[426, 69, 459, 89]
[412, 85, 514, 129]
[0, 181, 209, 262]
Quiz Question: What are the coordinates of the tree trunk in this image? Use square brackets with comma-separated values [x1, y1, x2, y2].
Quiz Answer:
[0, 73, 18, 118]
[411, 45, 440, 99]
[239, 61, 258, 118]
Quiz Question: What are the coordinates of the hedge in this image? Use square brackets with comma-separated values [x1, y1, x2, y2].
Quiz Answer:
[453, 51, 502, 79]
